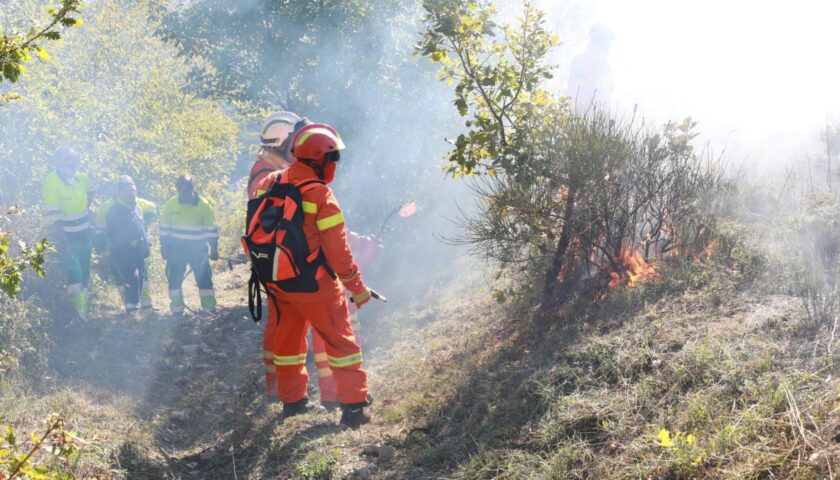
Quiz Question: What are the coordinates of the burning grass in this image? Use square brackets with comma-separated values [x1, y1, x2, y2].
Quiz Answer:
[365, 246, 840, 479]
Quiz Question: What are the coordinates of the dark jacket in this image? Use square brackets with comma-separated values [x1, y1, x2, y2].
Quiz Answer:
[106, 200, 150, 261]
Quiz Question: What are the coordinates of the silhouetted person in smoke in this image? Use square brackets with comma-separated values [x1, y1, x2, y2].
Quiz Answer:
[105, 176, 151, 317]
[567, 24, 615, 108]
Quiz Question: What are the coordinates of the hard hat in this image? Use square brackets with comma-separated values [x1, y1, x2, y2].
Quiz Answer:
[260, 111, 302, 147]
[290, 123, 345, 162]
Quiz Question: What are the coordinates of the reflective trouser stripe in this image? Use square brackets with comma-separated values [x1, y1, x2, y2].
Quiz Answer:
[314, 353, 328, 362]
[263, 351, 275, 372]
[199, 289, 216, 310]
[169, 289, 183, 313]
[273, 354, 307, 366]
[327, 352, 363, 367]
[318, 367, 333, 377]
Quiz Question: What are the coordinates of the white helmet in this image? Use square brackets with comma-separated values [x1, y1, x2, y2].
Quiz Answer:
[260, 111, 302, 147]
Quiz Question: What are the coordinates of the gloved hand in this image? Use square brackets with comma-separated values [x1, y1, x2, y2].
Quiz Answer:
[352, 288, 372, 307]
[342, 271, 371, 308]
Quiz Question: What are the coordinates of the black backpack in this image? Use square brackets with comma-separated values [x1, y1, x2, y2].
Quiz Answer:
[241, 178, 334, 321]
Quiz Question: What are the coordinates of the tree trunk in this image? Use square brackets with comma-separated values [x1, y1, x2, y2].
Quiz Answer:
[543, 187, 576, 302]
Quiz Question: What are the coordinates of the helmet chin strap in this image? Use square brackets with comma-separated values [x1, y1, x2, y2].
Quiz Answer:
[299, 158, 325, 180]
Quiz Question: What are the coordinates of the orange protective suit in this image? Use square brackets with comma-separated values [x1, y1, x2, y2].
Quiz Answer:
[248, 150, 292, 399]
[313, 232, 382, 403]
[248, 150, 288, 199]
[256, 162, 369, 405]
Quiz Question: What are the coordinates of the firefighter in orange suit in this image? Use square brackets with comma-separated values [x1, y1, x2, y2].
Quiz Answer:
[311, 232, 382, 409]
[248, 112, 310, 199]
[256, 123, 372, 428]
[248, 112, 311, 401]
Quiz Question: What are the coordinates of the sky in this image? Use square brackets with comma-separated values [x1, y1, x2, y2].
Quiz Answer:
[538, 0, 840, 167]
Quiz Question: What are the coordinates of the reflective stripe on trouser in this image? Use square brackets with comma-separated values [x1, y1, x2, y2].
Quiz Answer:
[273, 295, 367, 405]
[169, 289, 184, 313]
[68, 284, 88, 317]
[263, 300, 280, 397]
[165, 247, 214, 313]
[58, 232, 92, 315]
[199, 289, 216, 310]
[311, 328, 338, 403]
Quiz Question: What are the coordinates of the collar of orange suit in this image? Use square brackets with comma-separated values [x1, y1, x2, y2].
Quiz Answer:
[258, 148, 289, 169]
[288, 159, 320, 178]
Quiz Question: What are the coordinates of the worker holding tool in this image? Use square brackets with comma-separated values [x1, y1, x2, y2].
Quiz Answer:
[312, 231, 382, 408]
[160, 175, 219, 316]
[41, 147, 94, 322]
[94, 179, 157, 312]
[252, 123, 377, 428]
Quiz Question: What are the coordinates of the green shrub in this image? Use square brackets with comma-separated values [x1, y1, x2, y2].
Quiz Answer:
[293, 448, 341, 480]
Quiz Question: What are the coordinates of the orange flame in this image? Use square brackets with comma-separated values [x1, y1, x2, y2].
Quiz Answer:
[607, 246, 659, 288]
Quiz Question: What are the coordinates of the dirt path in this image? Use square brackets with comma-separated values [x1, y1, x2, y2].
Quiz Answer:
[47, 265, 399, 479]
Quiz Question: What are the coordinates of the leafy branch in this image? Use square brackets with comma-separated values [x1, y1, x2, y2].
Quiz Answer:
[1, 416, 81, 479]
[0, 228, 50, 299]
[0, 0, 83, 102]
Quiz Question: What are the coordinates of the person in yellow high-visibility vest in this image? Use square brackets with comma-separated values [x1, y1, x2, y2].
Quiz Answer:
[160, 175, 219, 315]
[41, 147, 94, 322]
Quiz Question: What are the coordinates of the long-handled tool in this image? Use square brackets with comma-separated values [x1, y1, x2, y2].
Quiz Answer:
[350, 288, 387, 304]
[376, 200, 417, 237]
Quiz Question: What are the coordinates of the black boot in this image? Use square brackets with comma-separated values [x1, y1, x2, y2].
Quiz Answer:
[340, 396, 372, 429]
[282, 397, 312, 419]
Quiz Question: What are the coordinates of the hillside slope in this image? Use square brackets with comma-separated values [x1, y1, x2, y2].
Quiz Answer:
[3, 259, 840, 479]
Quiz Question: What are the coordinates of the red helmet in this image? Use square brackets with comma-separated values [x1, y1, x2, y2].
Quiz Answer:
[290, 123, 345, 162]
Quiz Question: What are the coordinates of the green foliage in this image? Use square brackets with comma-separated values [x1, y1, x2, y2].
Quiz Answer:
[0, 230, 49, 299]
[293, 448, 341, 480]
[422, 1, 728, 299]
[0, 416, 82, 480]
[0, 0, 82, 102]
[418, 0, 558, 177]
[0, 0, 240, 208]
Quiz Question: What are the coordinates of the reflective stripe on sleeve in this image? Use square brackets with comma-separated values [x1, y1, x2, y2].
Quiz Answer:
[302, 201, 318, 214]
[316, 212, 344, 231]
[340, 271, 360, 284]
